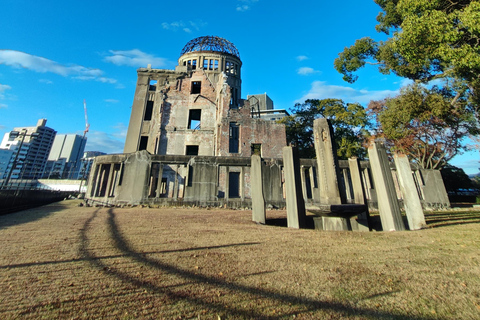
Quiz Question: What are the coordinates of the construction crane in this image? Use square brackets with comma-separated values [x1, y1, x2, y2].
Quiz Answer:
[83, 99, 90, 136]
[76, 99, 90, 187]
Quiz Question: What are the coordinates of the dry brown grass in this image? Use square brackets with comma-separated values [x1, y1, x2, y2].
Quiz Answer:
[0, 200, 479, 319]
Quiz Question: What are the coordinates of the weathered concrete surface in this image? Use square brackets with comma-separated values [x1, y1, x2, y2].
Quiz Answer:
[185, 158, 218, 202]
[313, 119, 342, 205]
[313, 216, 349, 231]
[418, 169, 450, 209]
[347, 157, 370, 231]
[251, 155, 266, 224]
[368, 140, 405, 231]
[348, 158, 365, 205]
[282, 146, 306, 228]
[394, 153, 426, 230]
[116, 151, 151, 205]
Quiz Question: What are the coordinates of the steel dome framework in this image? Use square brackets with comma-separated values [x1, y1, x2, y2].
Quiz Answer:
[180, 36, 240, 59]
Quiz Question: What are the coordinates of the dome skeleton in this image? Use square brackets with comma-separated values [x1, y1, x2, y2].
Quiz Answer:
[180, 36, 240, 59]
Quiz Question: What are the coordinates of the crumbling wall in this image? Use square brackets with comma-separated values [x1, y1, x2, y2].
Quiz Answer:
[216, 105, 287, 158]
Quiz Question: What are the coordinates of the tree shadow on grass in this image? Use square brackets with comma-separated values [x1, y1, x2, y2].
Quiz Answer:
[0, 200, 74, 230]
[78, 209, 435, 320]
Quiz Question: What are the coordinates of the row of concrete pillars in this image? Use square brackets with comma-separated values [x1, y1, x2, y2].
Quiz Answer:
[252, 118, 427, 232]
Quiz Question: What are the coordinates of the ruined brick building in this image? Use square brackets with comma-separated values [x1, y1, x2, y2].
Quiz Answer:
[124, 36, 286, 158]
[86, 36, 288, 206]
[85, 36, 451, 211]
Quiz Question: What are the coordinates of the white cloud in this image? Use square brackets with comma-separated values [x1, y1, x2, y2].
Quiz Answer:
[73, 76, 117, 84]
[296, 81, 399, 105]
[237, 5, 250, 11]
[297, 67, 320, 76]
[111, 123, 128, 140]
[104, 49, 170, 69]
[0, 103, 7, 109]
[296, 55, 309, 61]
[39, 79, 53, 84]
[0, 50, 117, 84]
[85, 129, 125, 154]
[237, 0, 258, 11]
[0, 84, 11, 99]
[104, 99, 119, 104]
[162, 20, 206, 33]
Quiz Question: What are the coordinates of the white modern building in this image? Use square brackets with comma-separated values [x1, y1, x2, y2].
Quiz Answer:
[0, 119, 56, 180]
[44, 134, 87, 179]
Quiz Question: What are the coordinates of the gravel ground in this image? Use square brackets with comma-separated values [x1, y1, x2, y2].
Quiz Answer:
[0, 199, 479, 319]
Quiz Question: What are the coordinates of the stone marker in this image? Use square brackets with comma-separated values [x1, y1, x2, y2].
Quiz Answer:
[367, 140, 405, 231]
[394, 152, 427, 230]
[348, 157, 370, 231]
[313, 118, 342, 205]
[282, 146, 306, 228]
[251, 154, 266, 224]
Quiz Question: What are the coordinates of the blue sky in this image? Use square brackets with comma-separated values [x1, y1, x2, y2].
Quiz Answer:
[0, 0, 478, 174]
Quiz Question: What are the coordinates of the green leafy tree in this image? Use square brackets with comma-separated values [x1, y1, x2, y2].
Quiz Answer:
[441, 164, 474, 194]
[336, 0, 480, 168]
[334, 0, 480, 118]
[368, 83, 479, 169]
[278, 99, 369, 159]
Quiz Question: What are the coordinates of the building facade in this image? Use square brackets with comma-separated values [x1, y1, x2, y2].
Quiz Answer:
[124, 36, 286, 159]
[44, 134, 87, 179]
[87, 36, 288, 205]
[0, 119, 56, 180]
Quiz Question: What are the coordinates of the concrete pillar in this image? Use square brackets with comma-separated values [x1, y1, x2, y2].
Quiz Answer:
[300, 165, 308, 201]
[368, 140, 405, 231]
[348, 158, 365, 205]
[91, 164, 101, 197]
[225, 166, 230, 200]
[309, 166, 320, 203]
[251, 155, 266, 224]
[313, 118, 342, 205]
[343, 168, 352, 203]
[104, 164, 115, 200]
[173, 165, 179, 199]
[155, 163, 164, 198]
[394, 153, 427, 230]
[239, 167, 244, 201]
[348, 157, 370, 232]
[282, 146, 306, 229]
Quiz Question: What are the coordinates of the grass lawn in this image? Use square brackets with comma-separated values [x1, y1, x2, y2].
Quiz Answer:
[0, 200, 479, 319]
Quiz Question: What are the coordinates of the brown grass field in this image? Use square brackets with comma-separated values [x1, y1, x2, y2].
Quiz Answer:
[0, 200, 479, 319]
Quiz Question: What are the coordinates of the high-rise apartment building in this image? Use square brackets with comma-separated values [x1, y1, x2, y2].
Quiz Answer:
[0, 119, 56, 179]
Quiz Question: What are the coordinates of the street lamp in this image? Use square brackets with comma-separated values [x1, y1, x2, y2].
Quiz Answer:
[1, 129, 39, 189]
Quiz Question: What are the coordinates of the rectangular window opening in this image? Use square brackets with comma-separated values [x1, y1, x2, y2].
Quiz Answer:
[144, 101, 153, 121]
[192, 59, 197, 70]
[149, 79, 157, 91]
[186, 145, 199, 156]
[228, 172, 240, 198]
[229, 123, 239, 153]
[191, 81, 201, 94]
[209, 59, 213, 70]
[188, 109, 201, 129]
[214, 60, 219, 70]
[139, 136, 148, 151]
[203, 59, 208, 70]
[230, 87, 238, 108]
